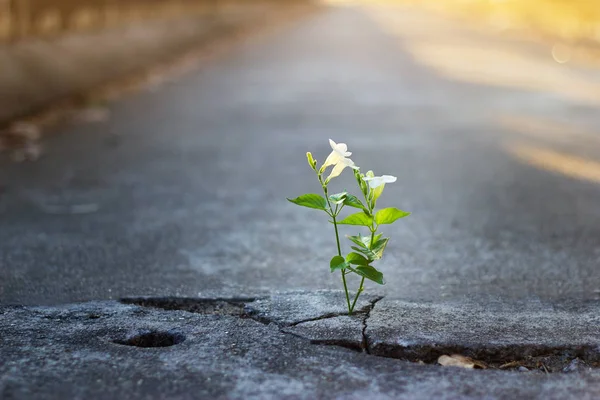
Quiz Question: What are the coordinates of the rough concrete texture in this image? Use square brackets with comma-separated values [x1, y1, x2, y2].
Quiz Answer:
[3, 293, 600, 399]
[244, 290, 380, 326]
[366, 298, 600, 366]
[282, 314, 366, 351]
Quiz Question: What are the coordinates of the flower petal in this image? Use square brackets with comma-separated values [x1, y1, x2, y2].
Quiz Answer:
[325, 157, 358, 182]
[364, 177, 384, 188]
[329, 139, 351, 157]
[323, 150, 345, 167]
[382, 175, 397, 184]
[343, 158, 359, 169]
[363, 174, 396, 188]
[326, 162, 348, 182]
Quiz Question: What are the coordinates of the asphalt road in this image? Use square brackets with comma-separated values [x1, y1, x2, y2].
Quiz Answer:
[3, 4, 600, 306]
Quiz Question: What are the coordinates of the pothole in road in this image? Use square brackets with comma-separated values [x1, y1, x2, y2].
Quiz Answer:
[113, 330, 186, 348]
[121, 297, 254, 316]
[370, 344, 600, 373]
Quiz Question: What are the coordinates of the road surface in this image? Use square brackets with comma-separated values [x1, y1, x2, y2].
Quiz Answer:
[2, 4, 600, 305]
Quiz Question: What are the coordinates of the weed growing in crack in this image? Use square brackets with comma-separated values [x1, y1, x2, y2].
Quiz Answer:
[288, 139, 409, 315]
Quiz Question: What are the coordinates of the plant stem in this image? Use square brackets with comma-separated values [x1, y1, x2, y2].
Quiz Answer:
[332, 212, 352, 314]
[322, 184, 352, 315]
[332, 215, 342, 256]
[348, 181, 378, 314]
[369, 228, 376, 248]
[349, 230, 374, 313]
[349, 277, 364, 313]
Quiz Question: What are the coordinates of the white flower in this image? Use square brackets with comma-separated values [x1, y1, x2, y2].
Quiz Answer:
[326, 157, 358, 182]
[322, 139, 359, 183]
[363, 175, 397, 188]
[323, 139, 352, 167]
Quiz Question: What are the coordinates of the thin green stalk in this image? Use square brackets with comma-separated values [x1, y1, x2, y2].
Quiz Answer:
[349, 185, 377, 314]
[322, 183, 352, 315]
[332, 212, 352, 314]
[349, 230, 374, 313]
[349, 277, 364, 313]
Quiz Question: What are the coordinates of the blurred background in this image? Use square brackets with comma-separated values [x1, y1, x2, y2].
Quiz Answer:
[0, 0, 261, 41]
[392, 0, 600, 44]
[4, 0, 599, 42]
[2, 0, 600, 133]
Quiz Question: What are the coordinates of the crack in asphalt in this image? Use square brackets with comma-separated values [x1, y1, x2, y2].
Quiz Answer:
[361, 296, 383, 354]
[120, 295, 384, 353]
[119, 296, 600, 373]
[285, 299, 378, 328]
[261, 296, 384, 353]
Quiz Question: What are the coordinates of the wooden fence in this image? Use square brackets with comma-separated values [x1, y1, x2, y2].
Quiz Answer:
[0, 0, 255, 42]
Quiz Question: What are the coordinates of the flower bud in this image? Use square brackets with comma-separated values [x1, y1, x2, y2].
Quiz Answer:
[354, 170, 368, 196]
[306, 152, 317, 170]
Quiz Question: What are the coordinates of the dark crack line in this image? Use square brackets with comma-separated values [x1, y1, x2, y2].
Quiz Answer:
[277, 329, 363, 352]
[284, 299, 381, 328]
[361, 296, 383, 354]
[277, 296, 385, 354]
[286, 312, 349, 327]
[247, 301, 379, 328]
[287, 311, 360, 328]
[121, 296, 262, 305]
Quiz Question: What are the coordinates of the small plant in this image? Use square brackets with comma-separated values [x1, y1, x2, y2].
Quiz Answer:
[288, 139, 410, 315]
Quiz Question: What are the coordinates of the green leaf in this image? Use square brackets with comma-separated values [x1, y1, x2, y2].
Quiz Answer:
[355, 265, 384, 285]
[346, 234, 369, 249]
[287, 194, 327, 211]
[372, 232, 383, 244]
[329, 192, 347, 205]
[371, 184, 385, 208]
[370, 237, 389, 260]
[375, 208, 411, 225]
[347, 233, 383, 248]
[337, 212, 373, 226]
[330, 255, 347, 272]
[346, 252, 369, 266]
[343, 194, 369, 213]
[351, 246, 376, 262]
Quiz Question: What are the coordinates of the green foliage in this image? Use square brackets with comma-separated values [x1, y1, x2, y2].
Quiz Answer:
[375, 208, 411, 225]
[337, 212, 373, 226]
[287, 194, 327, 211]
[343, 194, 369, 214]
[350, 246, 376, 261]
[370, 237, 389, 260]
[288, 139, 410, 315]
[370, 184, 385, 208]
[329, 192, 347, 205]
[347, 233, 389, 261]
[346, 234, 370, 249]
[355, 265, 384, 285]
[346, 252, 370, 266]
[330, 255, 347, 272]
